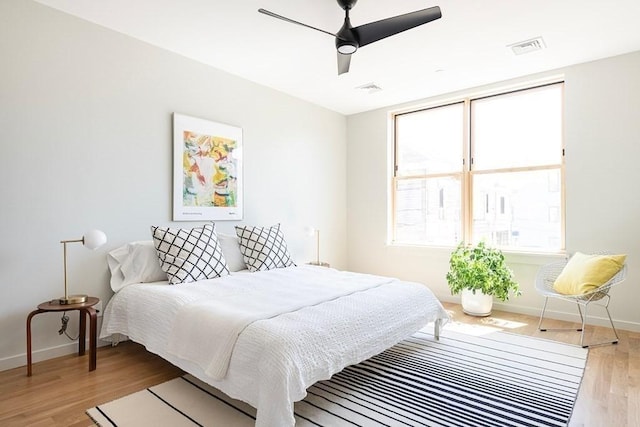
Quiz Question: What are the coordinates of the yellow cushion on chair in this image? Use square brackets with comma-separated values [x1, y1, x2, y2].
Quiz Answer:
[553, 252, 626, 295]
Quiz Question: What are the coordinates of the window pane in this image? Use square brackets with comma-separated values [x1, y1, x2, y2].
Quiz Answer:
[472, 84, 563, 170]
[395, 177, 462, 245]
[472, 169, 562, 250]
[392, 82, 564, 251]
[396, 103, 464, 176]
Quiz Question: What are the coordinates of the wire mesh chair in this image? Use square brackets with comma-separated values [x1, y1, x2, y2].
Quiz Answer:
[535, 257, 627, 348]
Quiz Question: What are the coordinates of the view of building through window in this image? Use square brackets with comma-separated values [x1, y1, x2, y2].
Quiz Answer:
[393, 82, 564, 252]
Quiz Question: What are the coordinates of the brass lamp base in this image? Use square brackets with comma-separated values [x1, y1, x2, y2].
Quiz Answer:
[58, 294, 88, 305]
[308, 261, 330, 268]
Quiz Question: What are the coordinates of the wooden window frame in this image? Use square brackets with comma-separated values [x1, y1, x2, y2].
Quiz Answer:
[392, 82, 565, 252]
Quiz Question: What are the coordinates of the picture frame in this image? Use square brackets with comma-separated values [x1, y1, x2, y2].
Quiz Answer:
[173, 113, 243, 221]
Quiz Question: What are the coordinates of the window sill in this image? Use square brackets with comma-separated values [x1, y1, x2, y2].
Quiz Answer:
[387, 242, 566, 266]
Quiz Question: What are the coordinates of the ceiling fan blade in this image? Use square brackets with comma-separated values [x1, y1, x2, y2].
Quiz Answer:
[258, 8, 339, 39]
[337, 52, 352, 75]
[353, 6, 442, 48]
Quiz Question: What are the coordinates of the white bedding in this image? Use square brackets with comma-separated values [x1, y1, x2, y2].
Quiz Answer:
[100, 265, 449, 427]
[168, 267, 395, 380]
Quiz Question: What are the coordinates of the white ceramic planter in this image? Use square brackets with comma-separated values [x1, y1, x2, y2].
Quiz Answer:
[461, 288, 493, 316]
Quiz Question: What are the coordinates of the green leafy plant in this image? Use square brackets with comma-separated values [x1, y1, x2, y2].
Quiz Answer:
[446, 241, 521, 302]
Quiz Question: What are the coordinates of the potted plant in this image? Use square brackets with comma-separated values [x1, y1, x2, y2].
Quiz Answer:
[446, 241, 520, 316]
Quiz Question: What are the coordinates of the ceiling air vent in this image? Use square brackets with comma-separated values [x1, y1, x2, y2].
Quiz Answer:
[509, 37, 546, 55]
[356, 82, 382, 94]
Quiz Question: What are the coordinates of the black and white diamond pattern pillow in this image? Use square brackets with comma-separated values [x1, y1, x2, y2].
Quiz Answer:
[151, 223, 229, 284]
[235, 224, 295, 272]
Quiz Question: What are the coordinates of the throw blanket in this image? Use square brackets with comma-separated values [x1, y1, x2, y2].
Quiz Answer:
[166, 267, 393, 380]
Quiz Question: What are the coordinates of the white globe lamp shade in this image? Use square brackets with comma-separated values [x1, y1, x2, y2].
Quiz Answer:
[83, 229, 107, 250]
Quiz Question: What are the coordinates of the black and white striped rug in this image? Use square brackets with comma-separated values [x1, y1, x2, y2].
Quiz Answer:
[87, 326, 587, 427]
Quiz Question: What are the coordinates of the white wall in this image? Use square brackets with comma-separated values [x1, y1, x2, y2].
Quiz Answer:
[347, 51, 640, 331]
[0, 0, 347, 370]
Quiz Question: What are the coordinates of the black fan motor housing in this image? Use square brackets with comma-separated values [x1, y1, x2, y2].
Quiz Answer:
[337, 0, 358, 11]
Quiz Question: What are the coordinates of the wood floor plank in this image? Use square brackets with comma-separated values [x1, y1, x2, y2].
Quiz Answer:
[0, 302, 638, 426]
[0, 340, 183, 427]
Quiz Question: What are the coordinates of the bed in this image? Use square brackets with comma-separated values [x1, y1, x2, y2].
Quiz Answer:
[100, 227, 449, 427]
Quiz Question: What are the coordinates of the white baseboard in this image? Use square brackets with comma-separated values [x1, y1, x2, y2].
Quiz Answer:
[492, 302, 640, 332]
[0, 316, 110, 373]
[0, 339, 111, 373]
[439, 295, 640, 332]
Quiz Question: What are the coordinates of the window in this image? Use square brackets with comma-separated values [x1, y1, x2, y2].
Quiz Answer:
[393, 82, 564, 252]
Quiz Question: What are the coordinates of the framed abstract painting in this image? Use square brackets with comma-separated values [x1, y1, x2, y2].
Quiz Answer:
[172, 113, 243, 221]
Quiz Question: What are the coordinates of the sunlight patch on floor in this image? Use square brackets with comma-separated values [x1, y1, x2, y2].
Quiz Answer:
[480, 317, 528, 329]
[441, 321, 502, 336]
[427, 309, 529, 337]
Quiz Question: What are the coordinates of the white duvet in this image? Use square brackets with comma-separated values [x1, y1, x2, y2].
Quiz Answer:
[100, 265, 449, 427]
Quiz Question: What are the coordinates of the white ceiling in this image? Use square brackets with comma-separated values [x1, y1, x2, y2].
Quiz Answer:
[34, 0, 640, 115]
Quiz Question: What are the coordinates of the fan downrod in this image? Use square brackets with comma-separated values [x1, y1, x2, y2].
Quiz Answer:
[337, 0, 357, 11]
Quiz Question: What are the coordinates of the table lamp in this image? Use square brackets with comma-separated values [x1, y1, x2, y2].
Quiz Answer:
[305, 226, 329, 267]
[59, 229, 107, 304]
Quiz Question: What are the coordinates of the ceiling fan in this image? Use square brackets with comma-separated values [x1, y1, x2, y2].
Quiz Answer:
[258, 0, 442, 75]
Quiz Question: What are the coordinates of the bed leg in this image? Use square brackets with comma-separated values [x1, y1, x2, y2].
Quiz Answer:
[110, 333, 122, 346]
[434, 319, 441, 340]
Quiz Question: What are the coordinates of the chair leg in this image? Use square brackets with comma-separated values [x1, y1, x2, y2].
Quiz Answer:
[575, 303, 584, 332]
[538, 297, 582, 332]
[579, 298, 620, 348]
[604, 305, 620, 344]
[537, 297, 549, 331]
[579, 304, 588, 347]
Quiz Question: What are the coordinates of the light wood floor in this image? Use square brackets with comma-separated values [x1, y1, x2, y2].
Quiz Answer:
[1, 303, 638, 426]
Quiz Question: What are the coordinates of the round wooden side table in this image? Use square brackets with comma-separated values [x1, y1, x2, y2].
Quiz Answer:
[26, 297, 99, 376]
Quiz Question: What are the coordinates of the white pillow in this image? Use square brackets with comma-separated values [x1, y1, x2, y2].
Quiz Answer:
[151, 223, 229, 284]
[107, 245, 128, 292]
[235, 224, 295, 272]
[107, 241, 167, 292]
[218, 233, 247, 272]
